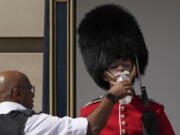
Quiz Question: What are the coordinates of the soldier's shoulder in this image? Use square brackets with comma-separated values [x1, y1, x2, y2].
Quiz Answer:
[136, 95, 162, 105]
[83, 96, 104, 108]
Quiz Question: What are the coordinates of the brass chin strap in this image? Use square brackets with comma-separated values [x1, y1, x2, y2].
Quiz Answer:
[104, 71, 117, 82]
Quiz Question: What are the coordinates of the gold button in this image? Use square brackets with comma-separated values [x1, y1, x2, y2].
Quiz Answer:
[121, 121, 127, 126]
[122, 129, 126, 134]
[120, 106, 125, 111]
[121, 114, 126, 119]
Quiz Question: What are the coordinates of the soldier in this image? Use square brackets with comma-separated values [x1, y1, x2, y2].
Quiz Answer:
[78, 4, 175, 135]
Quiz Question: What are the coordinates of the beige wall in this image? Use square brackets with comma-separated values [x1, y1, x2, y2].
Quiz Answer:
[0, 53, 43, 112]
[0, 1, 44, 112]
[0, 38, 43, 112]
[0, 0, 44, 37]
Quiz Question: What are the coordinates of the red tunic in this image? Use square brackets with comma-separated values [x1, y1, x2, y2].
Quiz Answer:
[80, 96, 175, 135]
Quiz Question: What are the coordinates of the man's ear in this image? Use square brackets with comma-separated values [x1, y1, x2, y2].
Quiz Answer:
[11, 88, 21, 99]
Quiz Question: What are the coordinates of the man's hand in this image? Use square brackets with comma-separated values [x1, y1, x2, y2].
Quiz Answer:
[108, 80, 134, 100]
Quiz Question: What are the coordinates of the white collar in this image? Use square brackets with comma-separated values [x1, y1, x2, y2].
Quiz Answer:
[0, 101, 27, 114]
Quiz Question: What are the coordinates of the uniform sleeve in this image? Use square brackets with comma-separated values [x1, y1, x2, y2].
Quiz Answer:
[156, 106, 175, 135]
[25, 113, 88, 135]
[80, 102, 100, 117]
[80, 107, 88, 117]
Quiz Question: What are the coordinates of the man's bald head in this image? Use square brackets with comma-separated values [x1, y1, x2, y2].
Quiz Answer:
[0, 71, 34, 109]
[0, 71, 30, 93]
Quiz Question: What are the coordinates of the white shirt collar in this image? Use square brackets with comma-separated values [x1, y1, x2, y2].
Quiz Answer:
[0, 101, 27, 114]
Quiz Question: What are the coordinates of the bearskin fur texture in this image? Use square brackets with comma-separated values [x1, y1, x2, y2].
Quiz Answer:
[78, 4, 148, 90]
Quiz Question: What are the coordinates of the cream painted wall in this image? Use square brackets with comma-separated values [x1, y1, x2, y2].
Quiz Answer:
[0, 0, 44, 111]
[0, 53, 43, 112]
[0, 0, 44, 37]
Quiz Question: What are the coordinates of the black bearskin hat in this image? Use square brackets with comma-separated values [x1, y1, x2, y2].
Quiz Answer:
[78, 4, 148, 90]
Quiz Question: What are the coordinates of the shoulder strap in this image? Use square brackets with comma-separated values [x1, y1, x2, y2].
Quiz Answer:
[10, 109, 35, 117]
